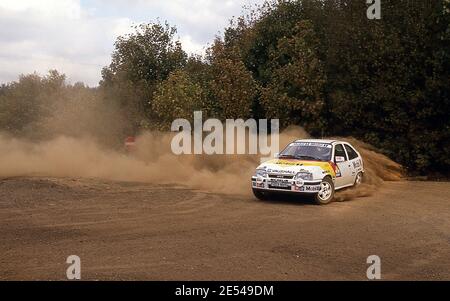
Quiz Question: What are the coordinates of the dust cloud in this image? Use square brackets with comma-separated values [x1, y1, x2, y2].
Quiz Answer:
[332, 137, 403, 201]
[0, 127, 402, 199]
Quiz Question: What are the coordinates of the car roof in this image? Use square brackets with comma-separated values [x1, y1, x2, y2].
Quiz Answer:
[294, 139, 338, 144]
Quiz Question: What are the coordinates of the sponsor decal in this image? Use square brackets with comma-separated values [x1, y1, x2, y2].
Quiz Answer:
[269, 159, 303, 166]
[269, 179, 290, 188]
[335, 166, 342, 177]
[293, 185, 321, 192]
[335, 156, 346, 163]
[265, 159, 339, 178]
[266, 167, 296, 174]
[294, 178, 304, 187]
[328, 161, 341, 178]
[352, 159, 362, 169]
[290, 142, 332, 148]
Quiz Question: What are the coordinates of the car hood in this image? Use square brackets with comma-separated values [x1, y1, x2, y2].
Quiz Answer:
[257, 159, 337, 179]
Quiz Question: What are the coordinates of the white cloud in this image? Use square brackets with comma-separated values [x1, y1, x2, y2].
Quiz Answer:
[0, 0, 134, 86]
[180, 35, 206, 55]
[0, 0, 82, 18]
[0, 0, 264, 86]
[148, 0, 262, 45]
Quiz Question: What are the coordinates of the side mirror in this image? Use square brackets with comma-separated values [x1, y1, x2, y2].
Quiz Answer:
[335, 156, 345, 163]
[274, 152, 280, 158]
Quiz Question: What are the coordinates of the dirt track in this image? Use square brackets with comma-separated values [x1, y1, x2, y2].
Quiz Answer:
[0, 177, 449, 280]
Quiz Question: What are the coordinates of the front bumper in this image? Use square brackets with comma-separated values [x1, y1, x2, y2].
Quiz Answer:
[251, 176, 321, 193]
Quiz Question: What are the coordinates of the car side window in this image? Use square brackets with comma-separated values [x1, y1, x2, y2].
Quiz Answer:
[334, 144, 348, 162]
[344, 144, 359, 160]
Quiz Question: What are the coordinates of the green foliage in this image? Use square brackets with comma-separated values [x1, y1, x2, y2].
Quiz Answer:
[0, 71, 127, 146]
[207, 40, 259, 119]
[1, 1, 448, 175]
[0, 70, 65, 137]
[106, 22, 187, 84]
[214, 0, 449, 175]
[260, 20, 326, 131]
[152, 70, 205, 129]
[316, 0, 450, 174]
[100, 22, 188, 130]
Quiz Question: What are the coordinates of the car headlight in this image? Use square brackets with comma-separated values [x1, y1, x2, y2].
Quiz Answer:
[255, 169, 268, 178]
[255, 169, 267, 185]
[294, 172, 313, 181]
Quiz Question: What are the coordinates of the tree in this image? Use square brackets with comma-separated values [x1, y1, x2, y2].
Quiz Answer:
[207, 39, 259, 119]
[100, 22, 187, 130]
[152, 70, 205, 129]
[260, 20, 326, 131]
[0, 70, 65, 137]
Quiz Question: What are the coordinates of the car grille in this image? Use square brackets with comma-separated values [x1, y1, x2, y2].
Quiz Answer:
[268, 174, 294, 179]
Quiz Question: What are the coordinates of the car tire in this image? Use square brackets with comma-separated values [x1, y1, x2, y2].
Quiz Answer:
[252, 188, 267, 200]
[354, 172, 363, 187]
[314, 177, 335, 205]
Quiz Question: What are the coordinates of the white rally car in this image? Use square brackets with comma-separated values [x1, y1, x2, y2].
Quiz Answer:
[251, 139, 364, 205]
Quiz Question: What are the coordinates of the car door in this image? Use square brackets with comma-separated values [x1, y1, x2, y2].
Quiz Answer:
[333, 144, 353, 188]
[344, 143, 363, 180]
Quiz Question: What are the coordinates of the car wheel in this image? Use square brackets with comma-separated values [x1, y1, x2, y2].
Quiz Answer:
[354, 172, 363, 187]
[314, 177, 335, 205]
[252, 188, 267, 200]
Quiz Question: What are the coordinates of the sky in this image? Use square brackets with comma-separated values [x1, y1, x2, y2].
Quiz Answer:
[0, 0, 264, 86]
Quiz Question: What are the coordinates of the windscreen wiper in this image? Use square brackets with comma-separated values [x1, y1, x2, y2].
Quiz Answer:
[278, 154, 297, 159]
[295, 155, 323, 161]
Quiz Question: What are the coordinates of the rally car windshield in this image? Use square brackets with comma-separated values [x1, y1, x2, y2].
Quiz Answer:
[279, 142, 332, 162]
